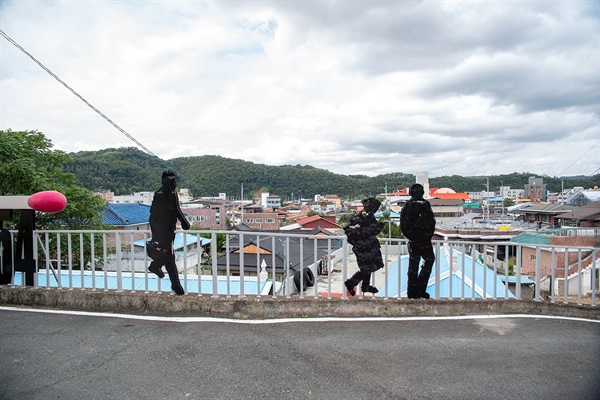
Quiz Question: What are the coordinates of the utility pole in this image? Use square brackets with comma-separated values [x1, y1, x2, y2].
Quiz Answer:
[500, 181, 504, 222]
[384, 182, 388, 208]
[241, 183, 244, 224]
[487, 177, 490, 225]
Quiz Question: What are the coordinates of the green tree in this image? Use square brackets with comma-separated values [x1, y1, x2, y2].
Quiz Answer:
[378, 211, 402, 238]
[0, 129, 107, 229]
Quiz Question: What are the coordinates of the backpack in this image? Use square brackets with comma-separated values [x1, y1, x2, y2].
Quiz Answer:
[401, 200, 435, 242]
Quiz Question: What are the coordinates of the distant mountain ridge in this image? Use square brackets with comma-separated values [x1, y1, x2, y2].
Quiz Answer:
[63, 147, 599, 199]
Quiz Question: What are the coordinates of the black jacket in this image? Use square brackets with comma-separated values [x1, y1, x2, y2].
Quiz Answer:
[400, 198, 436, 243]
[344, 211, 384, 272]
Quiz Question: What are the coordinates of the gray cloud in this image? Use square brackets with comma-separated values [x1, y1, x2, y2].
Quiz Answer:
[0, 0, 598, 178]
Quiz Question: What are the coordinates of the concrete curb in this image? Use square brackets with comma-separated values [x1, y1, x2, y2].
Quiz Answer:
[1, 286, 598, 320]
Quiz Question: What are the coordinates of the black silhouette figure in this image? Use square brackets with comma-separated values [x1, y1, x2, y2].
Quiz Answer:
[400, 183, 436, 299]
[147, 171, 190, 295]
[344, 197, 384, 296]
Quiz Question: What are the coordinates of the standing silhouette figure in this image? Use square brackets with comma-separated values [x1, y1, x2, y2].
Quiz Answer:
[344, 197, 384, 296]
[400, 184, 436, 299]
[147, 171, 190, 295]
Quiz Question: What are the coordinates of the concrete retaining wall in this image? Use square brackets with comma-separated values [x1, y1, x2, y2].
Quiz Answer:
[1, 286, 598, 320]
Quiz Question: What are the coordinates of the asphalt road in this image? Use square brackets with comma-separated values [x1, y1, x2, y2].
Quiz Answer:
[1, 307, 599, 400]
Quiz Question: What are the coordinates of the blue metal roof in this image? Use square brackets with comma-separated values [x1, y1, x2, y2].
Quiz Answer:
[133, 233, 210, 251]
[102, 203, 151, 226]
[499, 275, 536, 284]
[374, 211, 400, 218]
[377, 246, 515, 299]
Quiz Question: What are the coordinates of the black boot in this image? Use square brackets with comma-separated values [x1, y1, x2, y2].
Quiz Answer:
[171, 282, 185, 296]
[421, 291, 430, 299]
[148, 263, 165, 278]
[165, 260, 184, 295]
[362, 285, 379, 294]
[407, 284, 421, 299]
[345, 280, 356, 296]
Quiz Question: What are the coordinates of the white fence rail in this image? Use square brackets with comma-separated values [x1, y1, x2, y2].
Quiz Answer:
[0, 229, 597, 306]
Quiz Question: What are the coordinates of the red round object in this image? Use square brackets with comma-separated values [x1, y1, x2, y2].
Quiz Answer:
[27, 191, 68, 213]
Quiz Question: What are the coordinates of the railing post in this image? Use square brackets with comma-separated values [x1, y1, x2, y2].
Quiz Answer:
[504, 244, 509, 298]
[299, 237, 304, 298]
[183, 232, 188, 294]
[90, 233, 96, 290]
[285, 237, 290, 298]
[314, 238, 320, 299]
[143, 232, 149, 293]
[516, 244, 522, 300]
[341, 239, 348, 299]
[434, 241, 440, 299]
[211, 232, 218, 298]
[397, 240, 403, 299]
[563, 250, 569, 304]
[591, 251, 597, 307]
[271, 236, 276, 298]
[80, 233, 85, 290]
[483, 244, 489, 299]
[32, 231, 38, 287]
[449, 243, 454, 299]
[492, 244, 497, 299]
[195, 233, 201, 295]
[256, 234, 261, 297]
[239, 233, 245, 298]
[103, 233, 108, 292]
[383, 238, 389, 299]
[534, 245, 541, 301]
[56, 232, 64, 289]
[471, 248, 476, 300]
[550, 248, 556, 303]
[326, 239, 333, 299]
[224, 232, 231, 297]
[116, 232, 122, 292]
[577, 249, 582, 306]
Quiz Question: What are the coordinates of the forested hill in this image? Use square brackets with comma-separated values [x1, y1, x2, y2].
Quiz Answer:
[63, 147, 599, 199]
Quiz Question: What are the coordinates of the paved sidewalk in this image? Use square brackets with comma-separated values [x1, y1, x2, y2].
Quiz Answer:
[1, 308, 599, 400]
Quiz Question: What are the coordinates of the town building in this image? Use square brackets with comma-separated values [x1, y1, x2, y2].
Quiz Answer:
[511, 203, 575, 228]
[110, 191, 154, 205]
[509, 228, 599, 295]
[182, 199, 227, 230]
[524, 177, 547, 202]
[560, 187, 600, 206]
[555, 203, 600, 227]
[428, 198, 465, 224]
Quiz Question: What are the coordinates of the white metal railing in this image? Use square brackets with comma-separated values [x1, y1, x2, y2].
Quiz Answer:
[0, 229, 597, 306]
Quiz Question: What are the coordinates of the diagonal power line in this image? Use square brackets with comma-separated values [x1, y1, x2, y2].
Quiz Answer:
[556, 142, 600, 177]
[1, 29, 210, 197]
[0, 29, 161, 160]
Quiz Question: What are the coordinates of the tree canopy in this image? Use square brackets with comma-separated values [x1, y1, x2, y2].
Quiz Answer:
[63, 147, 599, 199]
[0, 129, 107, 229]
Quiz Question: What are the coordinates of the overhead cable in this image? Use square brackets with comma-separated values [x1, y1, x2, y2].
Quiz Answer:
[0, 29, 161, 160]
[1, 29, 207, 197]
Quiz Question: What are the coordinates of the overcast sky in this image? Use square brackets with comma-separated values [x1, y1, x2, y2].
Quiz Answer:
[1, 1, 599, 178]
